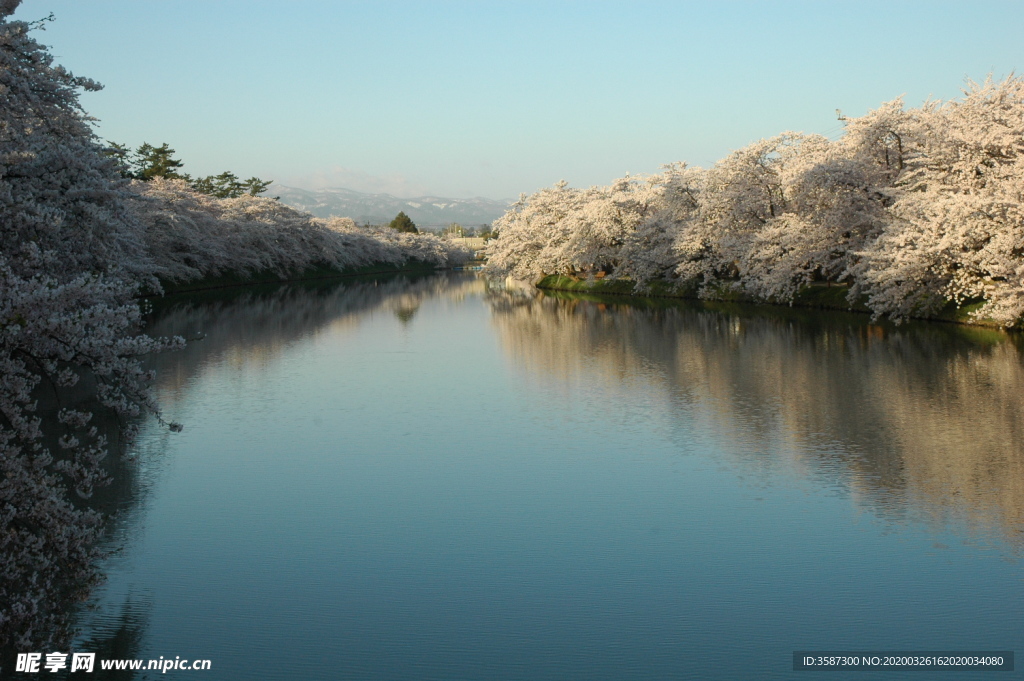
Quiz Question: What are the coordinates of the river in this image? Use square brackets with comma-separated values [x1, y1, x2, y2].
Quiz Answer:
[62, 272, 1023, 680]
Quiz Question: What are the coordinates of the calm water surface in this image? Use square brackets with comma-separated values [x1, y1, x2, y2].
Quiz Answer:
[70, 273, 1023, 679]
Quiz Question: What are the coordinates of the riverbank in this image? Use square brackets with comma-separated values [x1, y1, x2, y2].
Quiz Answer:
[151, 259, 443, 297]
[535, 275, 1008, 329]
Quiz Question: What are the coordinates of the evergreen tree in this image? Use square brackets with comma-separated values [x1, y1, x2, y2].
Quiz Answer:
[114, 141, 275, 198]
[191, 171, 239, 198]
[389, 211, 418, 233]
[241, 176, 274, 197]
[190, 172, 274, 198]
[103, 141, 135, 178]
[135, 142, 187, 180]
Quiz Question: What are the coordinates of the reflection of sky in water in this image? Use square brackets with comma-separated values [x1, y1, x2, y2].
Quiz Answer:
[72, 274, 1022, 681]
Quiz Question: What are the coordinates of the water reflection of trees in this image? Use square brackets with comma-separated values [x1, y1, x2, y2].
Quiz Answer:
[0, 388, 142, 669]
[145, 273, 483, 402]
[2, 273, 479, 667]
[487, 288, 1024, 548]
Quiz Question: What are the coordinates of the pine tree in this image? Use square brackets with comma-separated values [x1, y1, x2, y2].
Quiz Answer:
[389, 211, 418, 233]
[135, 142, 187, 180]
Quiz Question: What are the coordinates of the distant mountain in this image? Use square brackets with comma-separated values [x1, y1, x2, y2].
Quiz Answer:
[273, 185, 512, 229]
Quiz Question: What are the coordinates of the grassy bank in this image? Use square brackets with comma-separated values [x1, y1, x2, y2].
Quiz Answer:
[535, 275, 1011, 329]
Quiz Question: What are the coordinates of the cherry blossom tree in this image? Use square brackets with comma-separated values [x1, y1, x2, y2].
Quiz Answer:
[854, 77, 1024, 325]
[487, 75, 1024, 327]
[615, 163, 704, 289]
[0, 1, 179, 648]
[129, 178, 462, 284]
[486, 174, 667, 282]
[738, 134, 892, 302]
[671, 135, 809, 295]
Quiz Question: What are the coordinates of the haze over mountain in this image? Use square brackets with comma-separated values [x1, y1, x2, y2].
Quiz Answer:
[274, 185, 512, 228]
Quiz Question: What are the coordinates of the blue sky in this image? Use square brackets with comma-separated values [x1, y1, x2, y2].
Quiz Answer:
[14, 0, 1024, 199]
